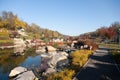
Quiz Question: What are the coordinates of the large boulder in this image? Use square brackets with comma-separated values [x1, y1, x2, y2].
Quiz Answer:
[47, 52, 68, 68]
[14, 38, 26, 54]
[13, 70, 38, 80]
[36, 47, 46, 54]
[9, 66, 27, 77]
[36, 46, 56, 54]
[47, 46, 56, 52]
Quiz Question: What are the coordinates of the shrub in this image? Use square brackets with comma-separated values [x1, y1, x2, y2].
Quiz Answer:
[70, 50, 93, 73]
[85, 39, 98, 50]
[71, 50, 93, 66]
[46, 69, 75, 80]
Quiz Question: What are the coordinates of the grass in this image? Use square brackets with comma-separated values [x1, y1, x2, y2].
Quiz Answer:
[0, 39, 14, 46]
[20, 34, 33, 40]
[0, 40, 13, 43]
[0, 31, 14, 46]
[46, 69, 75, 80]
[0, 32, 9, 37]
[26, 32, 38, 39]
[98, 43, 120, 49]
[0, 41, 13, 46]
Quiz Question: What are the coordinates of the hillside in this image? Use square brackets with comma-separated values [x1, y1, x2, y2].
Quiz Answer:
[0, 11, 64, 40]
[1, 11, 120, 44]
[79, 22, 120, 44]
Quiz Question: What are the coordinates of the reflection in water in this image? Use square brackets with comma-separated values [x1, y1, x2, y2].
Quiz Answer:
[20, 55, 41, 68]
[0, 48, 41, 80]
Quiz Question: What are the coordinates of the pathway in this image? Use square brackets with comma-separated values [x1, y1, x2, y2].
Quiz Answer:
[73, 48, 120, 80]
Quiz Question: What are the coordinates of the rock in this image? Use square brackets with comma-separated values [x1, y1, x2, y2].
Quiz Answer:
[47, 46, 56, 52]
[36, 46, 56, 54]
[36, 47, 46, 54]
[13, 70, 38, 80]
[40, 52, 57, 58]
[41, 53, 51, 58]
[13, 38, 26, 54]
[9, 66, 27, 77]
[18, 29, 28, 36]
[45, 68, 56, 75]
[47, 52, 68, 68]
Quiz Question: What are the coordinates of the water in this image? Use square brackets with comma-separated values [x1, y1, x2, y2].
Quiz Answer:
[0, 48, 41, 80]
[20, 56, 41, 68]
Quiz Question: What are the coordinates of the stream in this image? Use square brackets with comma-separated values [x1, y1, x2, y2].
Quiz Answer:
[0, 48, 41, 80]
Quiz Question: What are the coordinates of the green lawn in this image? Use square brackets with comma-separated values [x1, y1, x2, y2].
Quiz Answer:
[0, 31, 14, 46]
[98, 43, 120, 49]
[0, 40, 13, 46]
[0, 40, 13, 43]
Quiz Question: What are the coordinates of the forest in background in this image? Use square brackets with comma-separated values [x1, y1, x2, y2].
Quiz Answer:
[79, 22, 120, 44]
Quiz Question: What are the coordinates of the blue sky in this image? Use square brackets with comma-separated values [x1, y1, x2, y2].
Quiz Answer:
[0, 0, 120, 36]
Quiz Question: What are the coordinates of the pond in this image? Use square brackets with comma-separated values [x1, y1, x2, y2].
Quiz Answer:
[0, 48, 41, 80]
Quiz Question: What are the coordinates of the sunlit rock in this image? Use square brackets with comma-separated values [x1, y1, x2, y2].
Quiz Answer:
[13, 70, 38, 80]
[44, 68, 56, 75]
[9, 66, 27, 77]
[48, 52, 68, 68]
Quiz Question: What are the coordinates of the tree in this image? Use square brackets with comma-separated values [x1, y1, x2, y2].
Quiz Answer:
[106, 27, 116, 39]
[97, 27, 108, 38]
[0, 11, 27, 30]
[111, 22, 120, 42]
[53, 31, 59, 38]
[2, 11, 8, 20]
[44, 29, 49, 38]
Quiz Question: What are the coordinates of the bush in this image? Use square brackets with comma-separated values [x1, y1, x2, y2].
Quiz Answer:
[85, 39, 98, 50]
[46, 69, 75, 80]
[71, 50, 93, 66]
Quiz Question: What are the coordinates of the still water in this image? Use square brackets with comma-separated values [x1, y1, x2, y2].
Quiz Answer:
[0, 48, 41, 80]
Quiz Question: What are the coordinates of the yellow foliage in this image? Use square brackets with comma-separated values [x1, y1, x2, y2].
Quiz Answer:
[46, 69, 75, 80]
[0, 20, 8, 28]
[53, 31, 59, 38]
[14, 16, 26, 28]
[71, 50, 93, 67]
[0, 28, 9, 36]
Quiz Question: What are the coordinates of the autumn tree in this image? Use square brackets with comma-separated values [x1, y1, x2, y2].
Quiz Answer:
[106, 27, 116, 39]
[53, 31, 59, 38]
[97, 27, 108, 38]
[111, 22, 120, 42]
[0, 11, 27, 30]
[44, 29, 49, 38]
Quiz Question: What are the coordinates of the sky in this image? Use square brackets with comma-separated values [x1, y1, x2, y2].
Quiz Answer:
[0, 0, 120, 36]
